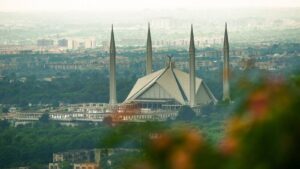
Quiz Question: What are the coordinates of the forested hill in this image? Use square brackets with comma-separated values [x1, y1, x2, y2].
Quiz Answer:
[0, 71, 136, 106]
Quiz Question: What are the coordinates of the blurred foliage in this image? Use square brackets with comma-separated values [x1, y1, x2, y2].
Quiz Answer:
[222, 76, 300, 169]
[120, 75, 300, 169]
[98, 122, 166, 149]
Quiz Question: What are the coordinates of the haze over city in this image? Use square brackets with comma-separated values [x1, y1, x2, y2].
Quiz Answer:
[1, 0, 300, 11]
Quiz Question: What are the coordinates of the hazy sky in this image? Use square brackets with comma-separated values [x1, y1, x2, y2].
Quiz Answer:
[1, 0, 300, 12]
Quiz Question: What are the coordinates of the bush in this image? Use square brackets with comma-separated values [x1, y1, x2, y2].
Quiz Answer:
[176, 106, 196, 121]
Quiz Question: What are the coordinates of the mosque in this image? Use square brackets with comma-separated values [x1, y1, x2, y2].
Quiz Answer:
[107, 23, 231, 119]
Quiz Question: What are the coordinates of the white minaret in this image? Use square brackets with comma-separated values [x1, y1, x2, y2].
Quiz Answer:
[146, 23, 153, 75]
[223, 23, 231, 101]
[189, 25, 196, 107]
[109, 25, 117, 105]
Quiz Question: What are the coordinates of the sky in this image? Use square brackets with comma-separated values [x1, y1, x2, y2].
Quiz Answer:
[1, 0, 300, 12]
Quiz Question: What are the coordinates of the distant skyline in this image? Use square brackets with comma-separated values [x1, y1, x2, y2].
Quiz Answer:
[1, 0, 300, 12]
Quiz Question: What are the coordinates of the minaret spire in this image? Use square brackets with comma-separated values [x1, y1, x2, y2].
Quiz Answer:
[146, 22, 153, 75]
[223, 22, 231, 101]
[189, 24, 196, 107]
[109, 25, 117, 105]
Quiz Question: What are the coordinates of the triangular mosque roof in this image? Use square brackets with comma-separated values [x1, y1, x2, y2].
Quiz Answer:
[125, 64, 217, 105]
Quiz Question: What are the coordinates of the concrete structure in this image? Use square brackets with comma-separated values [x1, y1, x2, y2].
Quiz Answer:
[109, 25, 117, 105]
[146, 23, 153, 75]
[223, 23, 231, 101]
[189, 25, 196, 107]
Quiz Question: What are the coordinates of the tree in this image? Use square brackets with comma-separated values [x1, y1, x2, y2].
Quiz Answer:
[176, 106, 196, 121]
[52, 101, 60, 107]
[0, 120, 10, 129]
[59, 161, 72, 169]
[39, 113, 50, 123]
[103, 116, 113, 127]
[1, 107, 9, 113]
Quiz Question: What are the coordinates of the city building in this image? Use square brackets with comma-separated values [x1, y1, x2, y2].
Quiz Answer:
[58, 39, 68, 47]
[52, 149, 95, 163]
[85, 39, 96, 49]
[48, 148, 138, 169]
[66, 39, 96, 50]
[37, 39, 54, 46]
[49, 149, 96, 169]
